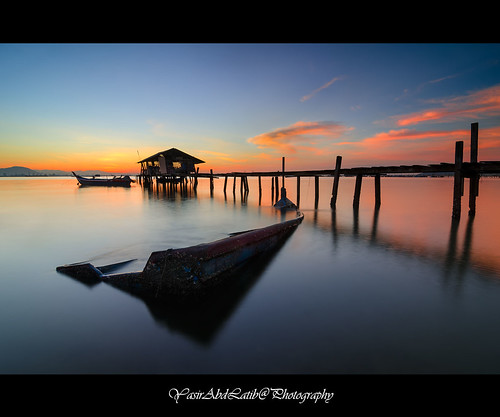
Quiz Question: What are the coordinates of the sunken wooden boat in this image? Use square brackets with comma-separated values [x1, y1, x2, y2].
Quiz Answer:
[57, 212, 304, 299]
[72, 171, 134, 187]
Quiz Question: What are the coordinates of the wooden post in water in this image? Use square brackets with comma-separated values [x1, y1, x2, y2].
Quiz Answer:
[330, 155, 342, 209]
[280, 157, 286, 201]
[471, 122, 478, 165]
[296, 176, 301, 207]
[223, 175, 228, 194]
[281, 157, 285, 190]
[469, 122, 479, 216]
[194, 167, 199, 190]
[210, 169, 214, 196]
[314, 176, 319, 208]
[242, 177, 248, 203]
[374, 174, 381, 208]
[271, 176, 274, 202]
[275, 176, 279, 201]
[353, 174, 363, 208]
[244, 176, 249, 193]
[233, 175, 236, 195]
[452, 141, 464, 219]
[258, 176, 262, 205]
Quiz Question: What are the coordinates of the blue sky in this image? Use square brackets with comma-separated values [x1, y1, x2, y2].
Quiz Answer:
[1, 43, 499, 173]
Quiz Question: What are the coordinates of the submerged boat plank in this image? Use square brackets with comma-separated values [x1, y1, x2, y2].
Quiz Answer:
[57, 213, 304, 299]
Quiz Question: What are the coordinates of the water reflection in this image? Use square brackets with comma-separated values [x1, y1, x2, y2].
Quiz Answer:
[312, 205, 500, 287]
[142, 178, 198, 200]
[444, 216, 475, 287]
[60, 237, 289, 346]
[142, 246, 285, 345]
[59, 177, 500, 349]
[142, 177, 254, 204]
[110, 189, 499, 345]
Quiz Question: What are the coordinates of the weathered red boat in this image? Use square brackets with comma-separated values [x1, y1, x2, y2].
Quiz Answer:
[57, 212, 304, 299]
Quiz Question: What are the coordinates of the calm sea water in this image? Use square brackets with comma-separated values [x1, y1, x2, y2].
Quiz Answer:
[1, 175, 500, 374]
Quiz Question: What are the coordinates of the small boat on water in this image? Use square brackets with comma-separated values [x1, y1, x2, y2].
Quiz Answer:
[57, 212, 304, 299]
[72, 171, 134, 187]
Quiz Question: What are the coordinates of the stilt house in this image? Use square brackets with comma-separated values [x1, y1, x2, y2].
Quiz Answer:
[138, 148, 205, 178]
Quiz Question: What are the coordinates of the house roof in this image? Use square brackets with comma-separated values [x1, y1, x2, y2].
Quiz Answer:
[138, 148, 205, 164]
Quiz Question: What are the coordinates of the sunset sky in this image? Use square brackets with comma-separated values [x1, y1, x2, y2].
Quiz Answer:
[1, 43, 499, 174]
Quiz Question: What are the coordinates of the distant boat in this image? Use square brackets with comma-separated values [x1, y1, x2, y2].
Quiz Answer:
[72, 171, 134, 187]
[57, 212, 304, 299]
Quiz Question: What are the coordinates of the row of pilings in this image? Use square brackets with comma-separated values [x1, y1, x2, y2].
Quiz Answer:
[138, 123, 498, 219]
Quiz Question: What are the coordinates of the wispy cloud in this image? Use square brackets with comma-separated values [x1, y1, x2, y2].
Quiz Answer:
[394, 84, 500, 126]
[247, 121, 351, 154]
[395, 73, 458, 102]
[427, 74, 458, 85]
[300, 76, 343, 102]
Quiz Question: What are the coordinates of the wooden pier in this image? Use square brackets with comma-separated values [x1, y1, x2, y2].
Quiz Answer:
[140, 123, 500, 219]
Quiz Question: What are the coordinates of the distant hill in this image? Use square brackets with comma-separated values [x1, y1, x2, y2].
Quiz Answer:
[0, 166, 135, 177]
[0, 166, 41, 176]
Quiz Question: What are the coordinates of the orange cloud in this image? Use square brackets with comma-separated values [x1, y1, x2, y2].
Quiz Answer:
[247, 121, 351, 154]
[395, 84, 500, 127]
[477, 126, 500, 155]
[360, 128, 466, 146]
[337, 126, 500, 165]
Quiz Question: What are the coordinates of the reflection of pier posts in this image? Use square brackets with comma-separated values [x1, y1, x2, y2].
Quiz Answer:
[330, 209, 338, 248]
[371, 206, 380, 242]
[443, 214, 475, 289]
[353, 205, 359, 236]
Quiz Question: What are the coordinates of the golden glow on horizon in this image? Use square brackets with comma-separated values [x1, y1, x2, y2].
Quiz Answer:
[2, 84, 500, 174]
[0, 146, 142, 174]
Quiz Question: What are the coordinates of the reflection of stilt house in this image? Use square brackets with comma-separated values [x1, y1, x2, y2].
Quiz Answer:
[138, 148, 205, 182]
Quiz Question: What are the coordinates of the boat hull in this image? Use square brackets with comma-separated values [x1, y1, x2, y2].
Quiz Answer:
[72, 171, 133, 187]
[57, 213, 304, 299]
